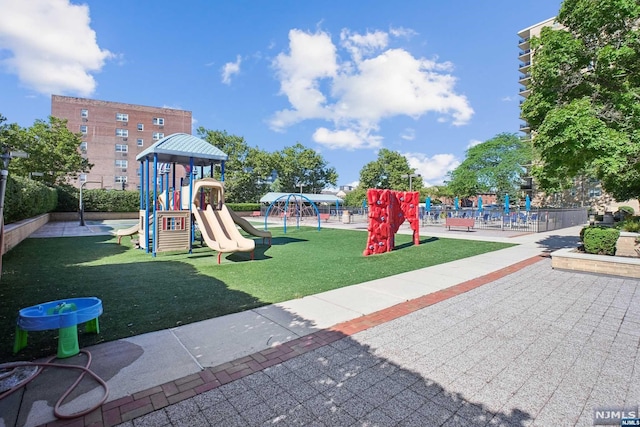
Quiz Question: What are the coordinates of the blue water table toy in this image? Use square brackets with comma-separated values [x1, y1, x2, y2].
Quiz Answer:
[13, 297, 103, 358]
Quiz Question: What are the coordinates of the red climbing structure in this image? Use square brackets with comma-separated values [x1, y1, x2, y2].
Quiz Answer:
[363, 189, 420, 256]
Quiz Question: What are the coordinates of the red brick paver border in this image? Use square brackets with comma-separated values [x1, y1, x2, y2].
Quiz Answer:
[42, 255, 545, 427]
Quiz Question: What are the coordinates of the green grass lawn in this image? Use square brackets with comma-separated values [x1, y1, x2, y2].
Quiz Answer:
[0, 227, 514, 361]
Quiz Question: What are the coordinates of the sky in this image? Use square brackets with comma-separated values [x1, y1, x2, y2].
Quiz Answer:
[0, 0, 563, 188]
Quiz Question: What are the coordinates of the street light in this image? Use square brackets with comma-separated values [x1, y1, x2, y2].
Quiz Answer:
[401, 173, 421, 192]
[79, 180, 102, 226]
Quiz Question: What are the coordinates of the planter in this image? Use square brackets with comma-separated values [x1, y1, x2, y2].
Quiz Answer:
[551, 247, 640, 278]
[616, 231, 640, 257]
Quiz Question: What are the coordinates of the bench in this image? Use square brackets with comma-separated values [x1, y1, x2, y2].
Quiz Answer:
[319, 213, 330, 222]
[251, 211, 261, 217]
[445, 217, 475, 231]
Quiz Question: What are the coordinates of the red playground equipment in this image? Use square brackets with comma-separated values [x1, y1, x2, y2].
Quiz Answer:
[363, 189, 420, 256]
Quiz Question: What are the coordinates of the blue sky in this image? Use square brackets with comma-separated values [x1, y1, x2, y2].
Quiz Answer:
[0, 0, 562, 188]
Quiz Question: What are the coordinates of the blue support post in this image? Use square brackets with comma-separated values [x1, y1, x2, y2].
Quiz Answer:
[139, 162, 144, 210]
[152, 154, 158, 257]
[144, 159, 150, 253]
[189, 157, 194, 253]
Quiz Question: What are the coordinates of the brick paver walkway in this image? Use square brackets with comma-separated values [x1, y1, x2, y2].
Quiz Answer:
[100, 258, 639, 427]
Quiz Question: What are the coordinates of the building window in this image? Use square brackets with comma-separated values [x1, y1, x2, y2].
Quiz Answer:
[589, 188, 602, 198]
[153, 132, 164, 140]
[80, 125, 88, 134]
[137, 123, 144, 131]
[116, 129, 128, 137]
[153, 117, 164, 126]
[79, 141, 88, 152]
[115, 176, 128, 183]
[81, 109, 88, 118]
[79, 173, 87, 182]
[137, 138, 144, 146]
[115, 159, 128, 168]
[116, 113, 129, 122]
[115, 144, 128, 153]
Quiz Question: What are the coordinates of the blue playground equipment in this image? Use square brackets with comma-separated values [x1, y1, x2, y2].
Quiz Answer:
[264, 194, 323, 233]
[14, 297, 103, 358]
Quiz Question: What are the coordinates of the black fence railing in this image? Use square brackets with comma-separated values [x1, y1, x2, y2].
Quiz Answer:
[258, 205, 588, 233]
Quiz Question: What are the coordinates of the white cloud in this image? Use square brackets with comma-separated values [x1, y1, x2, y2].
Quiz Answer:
[403, 152, 460, 186]
[401, 128, 415, 141]
[270, 27, 473, 150]
[221, 55, 242, 85]
[312, 127, 382, 149]
[501, 96, 514, 102]
[0, 0, 113, 96]
[467, 139, 483, 148]
[389, 26, 418, 39]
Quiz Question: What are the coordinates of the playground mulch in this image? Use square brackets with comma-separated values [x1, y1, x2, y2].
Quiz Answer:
[0, 227, 514, 361]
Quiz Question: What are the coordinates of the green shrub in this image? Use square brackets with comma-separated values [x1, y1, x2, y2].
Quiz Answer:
[582, 226, 620, 255]
[54, 184, 79, 212]
[227, 203, 261, 212]
[82, 189, 140, 212]
[4, 176, 57, 224]
[618, 205, 634, 216]
[617, 216, 640, 233]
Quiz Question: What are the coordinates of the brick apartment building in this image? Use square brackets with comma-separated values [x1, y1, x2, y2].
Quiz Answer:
[51, 95, 192, 190]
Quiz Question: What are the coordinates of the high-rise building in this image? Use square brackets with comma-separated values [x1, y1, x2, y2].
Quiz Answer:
[517, 17, 561, 141]
[516, 18, 617, 210]
[51, 95, 192, 190]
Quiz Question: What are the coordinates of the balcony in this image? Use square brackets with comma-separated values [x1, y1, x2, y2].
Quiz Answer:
[520, 123, 530, 132]
[519, 61, 531, 71]
[519, 73, 531, 83]
[519, 87, 530, 98]
[518, 49, 531, 58]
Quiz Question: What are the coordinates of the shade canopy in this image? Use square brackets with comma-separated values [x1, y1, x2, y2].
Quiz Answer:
[260, 192, 343, 204]
[425, 196, 431, 212]
[136, 133, 228, 166]
[525, 194, 531, 212]
[454, 197, 459, 210]
[504, 194, 510, 214]
[477, 196, 483, 211]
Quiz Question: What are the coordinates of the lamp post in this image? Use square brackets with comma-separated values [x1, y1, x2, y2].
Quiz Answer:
[79, 181, 102, 226]
[401, 173, 421, 192]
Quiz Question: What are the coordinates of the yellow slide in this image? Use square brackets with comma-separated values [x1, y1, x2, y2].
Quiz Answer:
[191, 179, 255, 263]
[116, 223, 140, 244]
[227, 207, 272, 245]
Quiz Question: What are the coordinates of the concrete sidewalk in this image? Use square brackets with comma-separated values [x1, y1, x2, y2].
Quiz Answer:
[3, 221, 634, 427]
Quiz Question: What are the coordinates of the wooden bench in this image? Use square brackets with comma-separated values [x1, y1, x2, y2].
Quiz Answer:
[445, 217, 475, 231]
[319, 213, 330, 222]
[251, 211, 261, 217]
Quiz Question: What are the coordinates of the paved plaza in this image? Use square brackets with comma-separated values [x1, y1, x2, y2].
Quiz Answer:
[113, 259, 640, 427]
[1, 221, 638, 427]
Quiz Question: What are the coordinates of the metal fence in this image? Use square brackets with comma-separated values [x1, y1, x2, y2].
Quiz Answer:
[333, 206, 588, 233]
[263, 204, 588, 233]
[416, 207, 587, 233]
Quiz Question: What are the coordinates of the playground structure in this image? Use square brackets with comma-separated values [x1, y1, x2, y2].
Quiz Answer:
[117, 133, 271, 260]
[259, 192, 344, 232]
[363, 188, 420, 256]
[191, 179, 256, 263]
[263, 193, 324, 233]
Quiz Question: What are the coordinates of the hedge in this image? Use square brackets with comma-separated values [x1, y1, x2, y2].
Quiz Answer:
[4, 176, 57, 224]
[3, 177, 264, 225]
[580, 226, 620, 256]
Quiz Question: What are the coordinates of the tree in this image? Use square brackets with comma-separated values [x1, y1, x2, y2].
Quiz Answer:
[446, 133, 531, 200]
[6, 116, 92, 186]
[271, 143, 338, 193]
[196, 128, 337, 201]
[358, 149, 423, 191]
[521, 0, 640, 202]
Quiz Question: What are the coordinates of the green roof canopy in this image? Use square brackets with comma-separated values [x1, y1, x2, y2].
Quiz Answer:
[136, 133, 228, 166]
